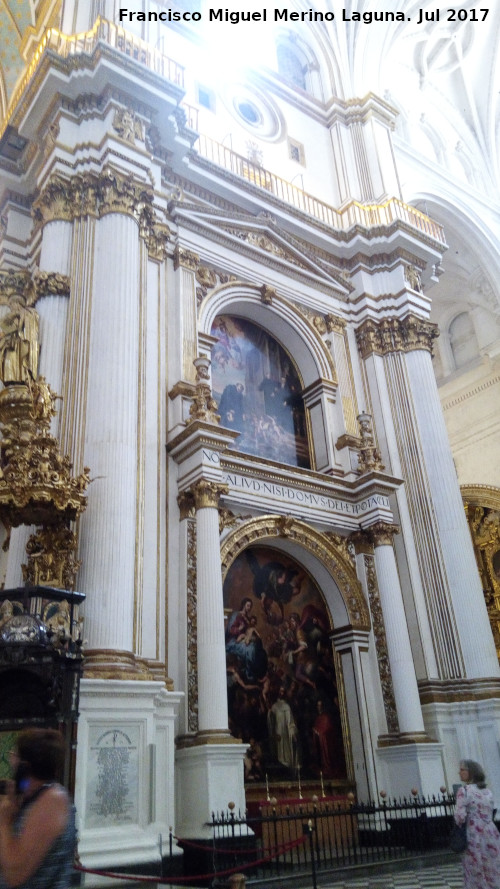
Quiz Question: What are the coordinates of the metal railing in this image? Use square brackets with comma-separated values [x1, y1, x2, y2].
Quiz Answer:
[195, 133, 446, 243]
[206, 793, 456, 885]
[4, 17, 184, 140]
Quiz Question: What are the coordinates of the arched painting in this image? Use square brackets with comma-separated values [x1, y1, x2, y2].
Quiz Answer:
[210, 315, 310, 468]
[224, 546, 346, 784]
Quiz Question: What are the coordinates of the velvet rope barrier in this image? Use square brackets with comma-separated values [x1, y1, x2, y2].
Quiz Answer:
[74, 833, 307, 884]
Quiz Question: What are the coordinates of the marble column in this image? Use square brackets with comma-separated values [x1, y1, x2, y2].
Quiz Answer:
[192, 479, 230, 736]
[77, 211, 139, 661]
[370, 522, 426, 737]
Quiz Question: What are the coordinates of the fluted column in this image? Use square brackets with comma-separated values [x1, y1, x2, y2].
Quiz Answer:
[192, 479, 230, 735]
[370, 522, 426, 737]
[78, 212, 139, 657]
[405, 346, 499, 679]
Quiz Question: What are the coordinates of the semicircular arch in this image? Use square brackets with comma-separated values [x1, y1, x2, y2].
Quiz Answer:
[220, 515, 369, 631]
[199, 281, 336, 387]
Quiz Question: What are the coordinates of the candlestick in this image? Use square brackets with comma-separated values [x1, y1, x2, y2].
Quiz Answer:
[320, 771, 325, 798]
[298, 766, 303, 800]
[266, 773, 270, 802]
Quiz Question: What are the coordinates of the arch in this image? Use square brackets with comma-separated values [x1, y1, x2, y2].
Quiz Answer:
[198, 281, 336, 388]
[220, 515, 370, 632]
[448, 311, 479, 369]
[274, 30, 326, 100]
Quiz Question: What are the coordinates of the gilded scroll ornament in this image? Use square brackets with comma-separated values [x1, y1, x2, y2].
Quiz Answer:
[356, 315, 439, 359]
[364, 553, 399, 733]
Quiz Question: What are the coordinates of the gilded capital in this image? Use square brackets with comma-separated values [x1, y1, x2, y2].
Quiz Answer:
[191, 480, 229, 510]
[34, 271, 71, 299]
[177, 490, 195, 520]
[356, 315, 439, 359]
[33, 168, 159, 228]
[369, 522, 400, 547]
[349, 530, 373, 555]
[174, 246, 200, 271]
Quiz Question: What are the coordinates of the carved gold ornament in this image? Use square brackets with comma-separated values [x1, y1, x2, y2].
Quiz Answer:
[0, 377, 90, 527]
[356, 315, 439, 359]
[464, 498, 500, 660]
[33, 170, 170, 259]
[357, 412, 385, 474]
[187, 356, 220, 425]
[22, 525, 81, 592]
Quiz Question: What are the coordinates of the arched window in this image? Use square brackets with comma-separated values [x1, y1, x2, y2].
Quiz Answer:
[449, 312, 479, 369]
[210, 315, 310, 468]
[276, 43, 307, 90]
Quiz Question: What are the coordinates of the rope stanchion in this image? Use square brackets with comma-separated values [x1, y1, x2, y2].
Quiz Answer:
[74, 833, 307, 885]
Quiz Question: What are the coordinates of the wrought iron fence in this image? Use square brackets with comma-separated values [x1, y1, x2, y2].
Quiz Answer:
[206, 793, 456, 885]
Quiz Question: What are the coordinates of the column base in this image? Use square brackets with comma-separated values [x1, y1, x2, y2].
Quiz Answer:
[83, 648, 174, 684]
[376, 741, 445, 798]
[175, 741, 249, 838]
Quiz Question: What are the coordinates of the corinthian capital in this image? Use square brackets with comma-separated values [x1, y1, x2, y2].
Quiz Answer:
[191, 480, 229, 510]
[356, 315, 439, 358]
[368, 522, 400, 547]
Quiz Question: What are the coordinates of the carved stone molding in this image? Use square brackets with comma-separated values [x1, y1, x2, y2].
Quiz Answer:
[368, 522, 400, 547]
[364, 553, 399, 733]
[220, 515, 370, 630]
[356, 315, 439, 359]
[191, 480, 229, 510]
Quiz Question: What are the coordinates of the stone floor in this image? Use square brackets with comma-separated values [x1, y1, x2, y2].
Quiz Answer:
[319, 858, 463, 889]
